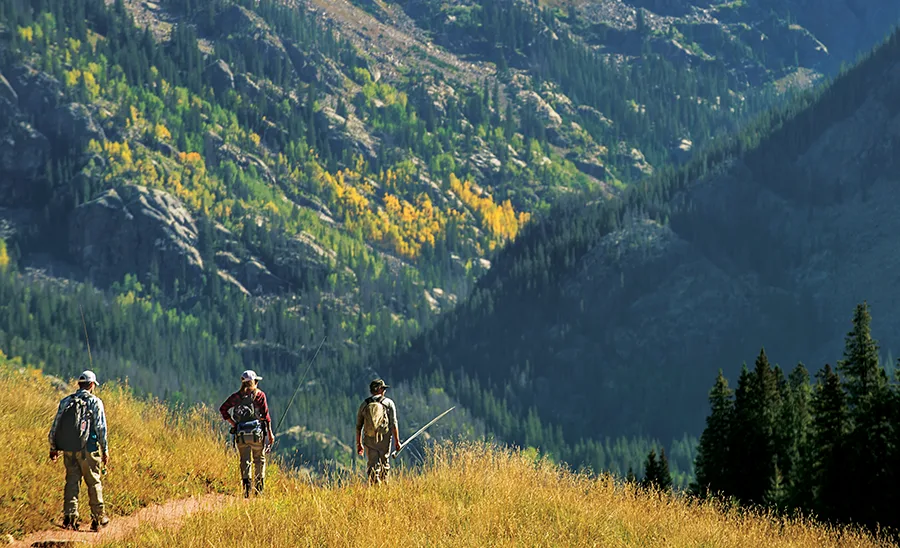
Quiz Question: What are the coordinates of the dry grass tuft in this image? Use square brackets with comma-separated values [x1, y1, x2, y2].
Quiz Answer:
[1, 359, 240, 537]
[109, 442, 892, 547]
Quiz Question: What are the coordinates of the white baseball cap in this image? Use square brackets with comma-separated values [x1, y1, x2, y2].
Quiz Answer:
[78, 370, 100, 385]
[241, 370, 263, 382]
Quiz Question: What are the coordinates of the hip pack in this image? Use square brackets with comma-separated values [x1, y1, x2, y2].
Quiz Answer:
[236, 419, 263, 444]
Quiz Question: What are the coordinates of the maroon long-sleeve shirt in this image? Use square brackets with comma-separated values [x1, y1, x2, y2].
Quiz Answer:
[219, 389, 272, 424]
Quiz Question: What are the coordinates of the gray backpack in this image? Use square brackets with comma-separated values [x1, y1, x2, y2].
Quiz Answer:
[55, 393, 92, 452]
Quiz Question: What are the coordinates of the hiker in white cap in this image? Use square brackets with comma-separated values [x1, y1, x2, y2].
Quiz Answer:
[219, 370, 274, 497]
[48, 370, 110, 531]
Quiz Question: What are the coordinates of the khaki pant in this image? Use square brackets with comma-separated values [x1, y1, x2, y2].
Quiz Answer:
[238, 441, 266, 483]
[63, 450, 105, 519]
[364, 437, 392, 484]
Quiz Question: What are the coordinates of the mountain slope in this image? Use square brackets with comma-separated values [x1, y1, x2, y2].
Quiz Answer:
[385, 27, 900, 454]
[0, 0, 898, 479]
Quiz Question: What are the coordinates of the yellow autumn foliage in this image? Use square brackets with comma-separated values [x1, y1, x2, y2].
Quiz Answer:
[0, 239, 9, 271]
[450, 174, 531, 248]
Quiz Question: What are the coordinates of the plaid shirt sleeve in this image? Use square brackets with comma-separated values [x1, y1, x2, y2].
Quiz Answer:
[219, 392, 240, 421]
[48, 396, 70, 452]
[255, 391, 271, 424]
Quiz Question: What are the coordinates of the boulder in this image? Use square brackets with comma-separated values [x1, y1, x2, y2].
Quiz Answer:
[41, 103, 105, 148]
[68, 185, 204, 289]
[205, 59, 234, 94]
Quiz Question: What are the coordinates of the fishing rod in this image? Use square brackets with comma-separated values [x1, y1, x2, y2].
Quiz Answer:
[80, 305, 93, 368]
[392, 406, 455, 459]
[273, 335, 327, 437]
[80, 305, 106, 476]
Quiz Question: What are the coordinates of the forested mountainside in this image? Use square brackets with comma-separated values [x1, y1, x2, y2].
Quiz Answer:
[385, 27, 900, 468]
[0, 0, 897, 480]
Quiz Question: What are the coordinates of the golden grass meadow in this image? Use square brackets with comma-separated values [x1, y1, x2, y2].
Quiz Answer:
[2, 356, 893, 547]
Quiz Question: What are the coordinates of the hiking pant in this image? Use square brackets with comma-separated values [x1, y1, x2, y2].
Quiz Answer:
[237, 440, 266, 483]
[364, 438, 392, 484]
[63, 450, 105, 519]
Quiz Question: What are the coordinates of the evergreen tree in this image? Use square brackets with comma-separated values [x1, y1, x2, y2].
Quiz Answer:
[657, 448, 673, 492]
[693, 369, 734, 497]
[641, 448, 673, 492]
[836, 303, 894, 528]
[838, 302, 886, 408]
[780, 363, 814, 509]
[810, 364, 849, 521]
[729, 349, 780, 505]
[764, 458, 787, 509]
[625, 466, 636, 484]
[640, 449, 659, 490]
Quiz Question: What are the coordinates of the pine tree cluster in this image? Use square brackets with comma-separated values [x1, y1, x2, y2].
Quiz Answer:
[692, 302, 898, 532]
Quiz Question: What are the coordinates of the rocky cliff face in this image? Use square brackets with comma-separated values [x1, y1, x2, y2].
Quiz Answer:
[575, 0, 900, 84]
[68, 185, 205, 290]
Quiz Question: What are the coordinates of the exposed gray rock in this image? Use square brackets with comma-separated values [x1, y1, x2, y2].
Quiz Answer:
[218, 270, 250, 296]
[615, 144, 653, 178]
[68, 185, 204, 289]
[235, 73, 262, 100]
[215, 250, 243, 271]
[577, 105, 613, 128]
[468, 148, 502, 180]
[205, 59, 234, 94]
[573, 158, 608, 180]
[285, 44, 344, 92]
[41, 103, 106, 148]
[316, 107, 379, 164]
[7, 64, 63, 115]
[242, 259, 283, 294]
[517, 90, 562, 127]
[216, 6, 289, 75]
[0, 121, 50, 179]
[672, 138, 693, 164]
[425, 80, 456, 117]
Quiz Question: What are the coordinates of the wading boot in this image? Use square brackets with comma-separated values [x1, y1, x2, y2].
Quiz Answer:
[91, 515, 110, 532]
[242, 478, 252, 499]
[63, 515, 79, 530]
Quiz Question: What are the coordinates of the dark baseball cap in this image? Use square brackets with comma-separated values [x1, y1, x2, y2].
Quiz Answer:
[369, 379, 390, 393]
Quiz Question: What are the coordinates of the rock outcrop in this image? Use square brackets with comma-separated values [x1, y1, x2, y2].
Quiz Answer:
[205, 59, 235, 94]
[41, 103, 106, 148]
[68, 185, 204, 289]
[316, 107, 379, 164]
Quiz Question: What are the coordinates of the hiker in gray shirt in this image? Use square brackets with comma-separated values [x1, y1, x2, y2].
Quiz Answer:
[356, 379, 401, 484]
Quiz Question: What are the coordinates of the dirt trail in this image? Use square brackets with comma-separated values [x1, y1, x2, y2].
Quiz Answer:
[11, 494, 235, 547]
